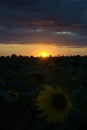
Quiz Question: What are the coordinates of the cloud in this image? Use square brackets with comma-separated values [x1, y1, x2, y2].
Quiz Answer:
[0, 0, 87, 47]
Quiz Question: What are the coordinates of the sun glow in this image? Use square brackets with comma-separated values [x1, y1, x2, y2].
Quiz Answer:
[39, 51, 49, 57]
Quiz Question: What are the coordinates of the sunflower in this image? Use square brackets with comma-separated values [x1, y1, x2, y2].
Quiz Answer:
[35, 85, 73, 124]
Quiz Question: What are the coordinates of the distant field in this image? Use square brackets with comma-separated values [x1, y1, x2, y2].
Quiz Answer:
[0, 55, 87, 130]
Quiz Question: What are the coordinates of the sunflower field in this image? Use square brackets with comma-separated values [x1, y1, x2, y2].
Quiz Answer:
[0, 55, 87, 130]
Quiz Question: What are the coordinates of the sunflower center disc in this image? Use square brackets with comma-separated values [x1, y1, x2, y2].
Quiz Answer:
[51, 94, 67, 110]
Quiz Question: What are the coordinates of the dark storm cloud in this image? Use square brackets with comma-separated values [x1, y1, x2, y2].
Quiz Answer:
[0, 0, 87, 47]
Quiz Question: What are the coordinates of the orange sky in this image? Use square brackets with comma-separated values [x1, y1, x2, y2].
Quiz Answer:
[0, 43, 87, 56]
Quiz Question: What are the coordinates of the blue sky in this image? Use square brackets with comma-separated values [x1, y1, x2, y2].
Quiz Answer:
[0, 0, 87, 48]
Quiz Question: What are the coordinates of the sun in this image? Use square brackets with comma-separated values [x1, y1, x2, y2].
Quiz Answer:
[41, 53, 47, 57]
[39, 51, 48, 58]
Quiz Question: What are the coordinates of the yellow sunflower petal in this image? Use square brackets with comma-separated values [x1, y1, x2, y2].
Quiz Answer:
[35, 85, 73, 124]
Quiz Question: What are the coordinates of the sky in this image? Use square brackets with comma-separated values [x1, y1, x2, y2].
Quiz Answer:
[0, 0, 87, 56]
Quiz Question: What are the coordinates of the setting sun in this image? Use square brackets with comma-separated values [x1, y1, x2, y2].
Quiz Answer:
[39, 51, 49, 57]
[41, 53, 47, 57]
